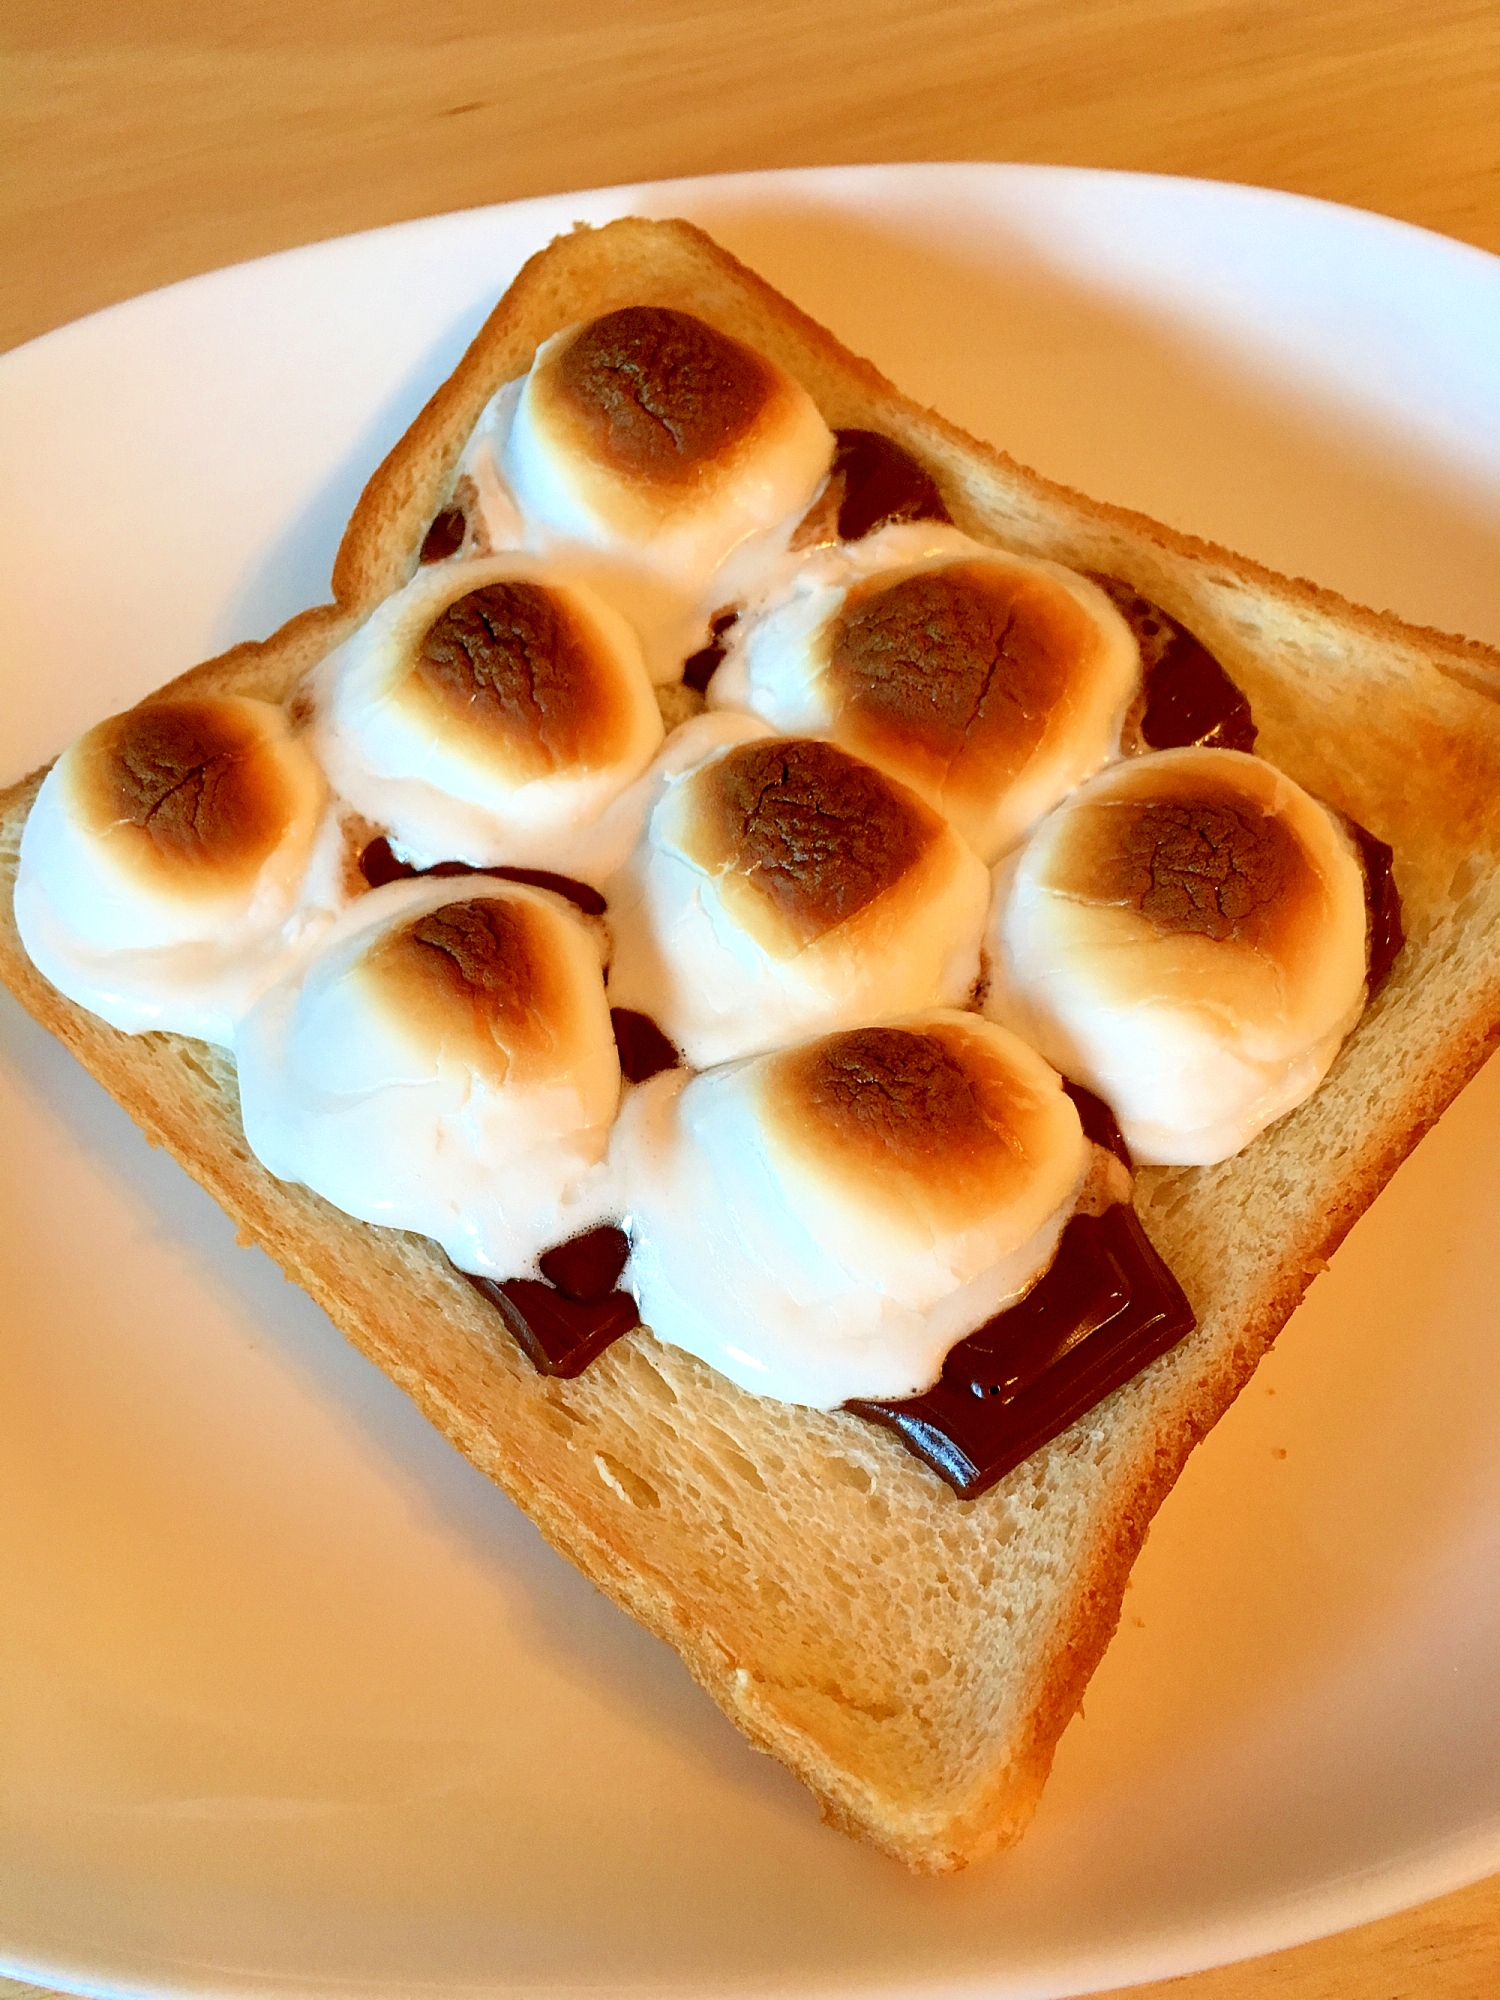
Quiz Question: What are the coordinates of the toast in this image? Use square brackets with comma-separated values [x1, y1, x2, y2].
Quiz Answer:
[3, 217, 1499, 1873]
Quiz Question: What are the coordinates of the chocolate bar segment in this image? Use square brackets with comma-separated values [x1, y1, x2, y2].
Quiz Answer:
[847, 1204, 1195, 1498]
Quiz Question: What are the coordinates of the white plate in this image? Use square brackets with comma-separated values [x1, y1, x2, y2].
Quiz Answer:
[2, 165, 1498, 1999]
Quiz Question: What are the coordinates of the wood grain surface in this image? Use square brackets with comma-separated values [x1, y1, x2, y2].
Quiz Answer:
[3, 3, 1497, 1995]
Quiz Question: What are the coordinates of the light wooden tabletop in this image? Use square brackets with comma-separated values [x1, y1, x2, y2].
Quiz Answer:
[4, 3, 1497, 1995]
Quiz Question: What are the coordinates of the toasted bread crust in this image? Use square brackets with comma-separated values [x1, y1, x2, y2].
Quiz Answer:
[5, 218, 1500, 1871]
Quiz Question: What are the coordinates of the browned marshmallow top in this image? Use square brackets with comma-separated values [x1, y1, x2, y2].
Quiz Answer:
[548, 307, 779, 488]
[760, 1019, 1069, 1236]
[69, 697, 310, 899]
[394, 580, 637, 780]
[1046, 759, 1324, 970]
[825, 562, 1113, 818]
[1081, 795, 1304, 941]
[679, 737, 941, 953]
[356, 892, 588, 1087]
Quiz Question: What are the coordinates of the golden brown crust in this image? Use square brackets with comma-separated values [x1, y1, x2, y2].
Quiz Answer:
[762, 1021, 1063, 1235]
[683, 735, 936, 951]
[1055, 783, 1312, 946]
[362, 893, 574, 1086]
[829, 560, 1098, 813]
[78, 699, 289, 884]
[6, 217, 1500, 1874]
[546, 305, 779, 488]
[403, 579, 633, 778]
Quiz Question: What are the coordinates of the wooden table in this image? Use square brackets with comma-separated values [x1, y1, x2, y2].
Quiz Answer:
[3, 4, 1496, 1994]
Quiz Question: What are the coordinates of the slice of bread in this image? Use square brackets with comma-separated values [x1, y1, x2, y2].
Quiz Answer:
[4, 218, 1499, 1873]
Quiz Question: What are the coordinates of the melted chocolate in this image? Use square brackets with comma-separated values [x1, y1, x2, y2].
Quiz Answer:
[1086, 574, 1257, 753]
[466, 1273, 639, 1378]
[832, 429, 952, 541]
[611, 1007, 682, 1083]
[463, 1223, 636, 1377]
[847, 1203, 1195, 1499]
[1344, 817, 1405, 993]
[358, 837, 606, 916]
[420, 508, 467, 563]
[540, 1224, 631, 1301]
[1063, 1080, 1131, 1167]
[681, 610, 740, 694]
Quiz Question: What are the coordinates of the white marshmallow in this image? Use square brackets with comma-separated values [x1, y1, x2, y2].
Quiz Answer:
[14, 696, 342, 1045]
[614, 1012, 1089, 1407]
[983, 748, 1371, 1164]
[311, 556, 664, 881]
[236, 877, 621, 1275]
[709, 526, 1140, 861]
[458, 310, 835, 681]
[603, 731, 991, 1067]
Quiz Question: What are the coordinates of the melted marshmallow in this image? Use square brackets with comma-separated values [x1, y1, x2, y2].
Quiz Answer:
[708, 523, 1140, 861]
[459, 308, 835, 680]
[311, 557, 664, 880]
[236, 877, 621, 1274]
[15, 695, 343, 1045]
[604, 729, 991, 1067]
[614, 1012, 1089, 1406]
[983, 747, 1370, 1164]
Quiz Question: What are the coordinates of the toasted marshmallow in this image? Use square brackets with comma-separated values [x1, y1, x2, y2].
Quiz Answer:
[14, 695, 341, 1044]
[983, 748, 1370, 1164]
[460, 308, 835, 680]
[236, 877, 621, 1274]
[604, 733, 991, 1066]
[615, 1012, 1089, 1406]
[710, 529, 1139, 861]
[311, 557, 664, 880]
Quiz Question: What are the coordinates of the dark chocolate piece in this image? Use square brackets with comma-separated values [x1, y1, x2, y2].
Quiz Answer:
[847, 1204, 1195, 1499]
[464, 1273, 640, 1378]
[1062, 1080, 1131, 1168]
[682, 643, 725, 694]
[610, 1008, 682, 1083]
[539, 1225, 631, 1302]
[832, 428, 952, 542]
[1343, 817, 1405, 994]
[1140, 633, 1259, 755]
[358, 838, 606, 915]
[681, 612, 740, 694]
[1086, 573, 1257, 754]
[419, 508, 467, 563]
